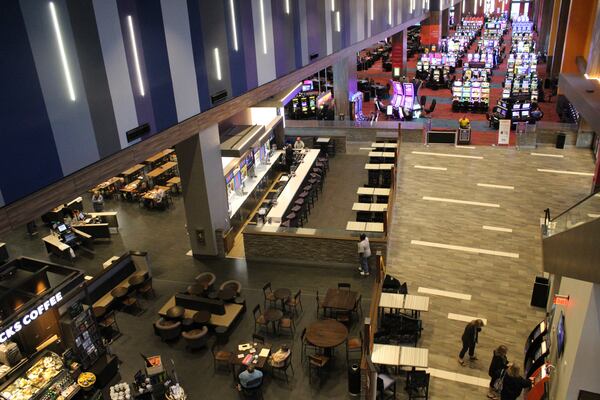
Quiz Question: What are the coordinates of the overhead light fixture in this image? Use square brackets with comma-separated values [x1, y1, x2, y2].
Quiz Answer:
[335, 11, 340, 32]
[370, 0, 373, 21]
[422, 0, 425, 8]
[285, 0, 290, 14]
[331, 0, 335, 12]
[127, 15, 145, 97]
[473, 0, 477, 14]
[229, 0, 238, 51]
[214, 48, 222, 81]
[260, 0, 267, 54]
[462, 0, 465, 13]
[388, 0, 392, 25]
[49, 2, 75, 101]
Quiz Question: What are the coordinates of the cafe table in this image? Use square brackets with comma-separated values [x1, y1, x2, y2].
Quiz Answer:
[231, 342, 272, 377]
[306, 319, 348, 356]
[274, 288, 291, 310]
[263, 308, 284, 334]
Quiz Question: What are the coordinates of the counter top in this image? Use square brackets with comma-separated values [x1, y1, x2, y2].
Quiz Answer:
[266, 149, 320, 224]
[228, 151, 283, 217]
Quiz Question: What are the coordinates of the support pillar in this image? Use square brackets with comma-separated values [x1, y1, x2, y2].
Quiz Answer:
[421, 0, 442, 48]
[536, 0, 555, 56]
[586, 0, 600, 77]
[333, 55, 357, 120]
[391, 30, 407, 77]
[559, 0, 598, 75]
[175, 124, 230, 257]
[548, 0, 571, 78]
[441, 8, 450, 38]
[593, 150, 600, 193]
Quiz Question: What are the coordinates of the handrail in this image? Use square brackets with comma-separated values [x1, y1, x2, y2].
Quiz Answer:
[550, 191, 598, 222]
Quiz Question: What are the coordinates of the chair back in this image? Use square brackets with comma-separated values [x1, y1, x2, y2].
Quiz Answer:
[294, 290, 301, 302]
[300, 328, 306, 342]
[399, 282, 408, 294]
[338, 283, 351, 290]
[252, 333, 265, 344]
[253, 304, 261, 320]
[354, 294, 362, 310]
[263, 282, 272, 294]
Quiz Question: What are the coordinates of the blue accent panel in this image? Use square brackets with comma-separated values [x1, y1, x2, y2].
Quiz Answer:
[227, 0, 247, 97]
[0, 2, 64, 205]
[135, 0, 177, 131]
[293, 0, 303, 69]
[239, 0, 258, 90]
[187, 0, 211, 111]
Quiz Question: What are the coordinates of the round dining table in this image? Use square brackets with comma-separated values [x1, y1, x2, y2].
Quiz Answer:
[306, 319, 348, 356]
[274, 288, 291, 309]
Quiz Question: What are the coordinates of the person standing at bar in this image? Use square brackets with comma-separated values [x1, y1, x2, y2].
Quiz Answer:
[357, 233, 371, 276]
[294, 136, 305, 150]
[458, 319, 484, 365]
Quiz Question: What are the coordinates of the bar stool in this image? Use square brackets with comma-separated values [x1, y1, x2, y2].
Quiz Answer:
[285, 212, 301, 227]
[317, 156, 329, 172]
[303, 185, 315, 203]
[298, 191, 312, 209]
[291, 205, 307, 226]
[281, 220, 291, 228]
[315, 162, 327, 177]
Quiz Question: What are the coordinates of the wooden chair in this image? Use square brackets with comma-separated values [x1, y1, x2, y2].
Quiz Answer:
[211, 343, 232, 373]
[346, 331, 363, 364]
[269, 350, 294, 383]
[338, 283, 351, 290]
[286, 289, 303, 317]
[262, 282, 277, 308]
[336, 310, 352, 327]
[308, 354, 330, 383]
[279, 314, 295, 337]
[300, 328, 317, 363]
[316, 290, 326, 318]
[253, 305, 268, 334]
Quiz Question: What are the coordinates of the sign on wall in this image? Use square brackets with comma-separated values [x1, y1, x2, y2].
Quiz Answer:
[498, 119, 511, 145]
[0, 292, 63, 343]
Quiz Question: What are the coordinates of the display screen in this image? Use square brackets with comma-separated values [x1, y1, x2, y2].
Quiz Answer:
[557, 312, 566, 358]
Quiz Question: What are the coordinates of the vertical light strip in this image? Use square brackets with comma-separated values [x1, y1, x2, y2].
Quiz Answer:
[214, 48, 222, 80]
[388, 0, 392, 24]
[462, 0, 465, 13]
[285, 0, 290, 14]
[370, 0, 373, 20]
[473, 0, 477, 14]
[127, 15, 145, 97]
[259, 0, 267, 54]
[49, 2, 75, 101]
[335, 11, 340, 32]
[229, 0, 239, 51]
[331, 0, 335, 12]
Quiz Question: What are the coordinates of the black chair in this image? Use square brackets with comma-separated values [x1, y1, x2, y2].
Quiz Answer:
[419, 95, 427, 109]
[252, 333, 265, 345]
[377, 373, 397, 399]
[270, 351, 295, 383]
[406, 371, 430, 399]
[423, 99, 436, 115]
[262, 282, 277, 308]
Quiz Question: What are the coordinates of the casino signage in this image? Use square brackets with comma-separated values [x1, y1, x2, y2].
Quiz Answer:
[0, 292, 64, 343]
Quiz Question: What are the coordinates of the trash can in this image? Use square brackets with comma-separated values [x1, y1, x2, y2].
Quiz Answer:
[530, 276, 550, 308]
[348, 363, 361, 396]
[556, 133, 566, 149]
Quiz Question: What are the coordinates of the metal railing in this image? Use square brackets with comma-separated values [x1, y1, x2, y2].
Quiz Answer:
[543, 192, 600, 238]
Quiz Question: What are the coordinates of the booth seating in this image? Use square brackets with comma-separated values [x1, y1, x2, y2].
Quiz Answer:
[182, 326, 209, 350]
[154, 318, 182, 342]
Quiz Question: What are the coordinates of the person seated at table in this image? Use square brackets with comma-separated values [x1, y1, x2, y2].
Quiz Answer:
[293, 136, 305, 150]
[71, 209, 86, 224]
[237, 365, 263, 391]
[459, 115, 471, 129]
[268, 345, 291, 368]
[91, 191, 104, 212]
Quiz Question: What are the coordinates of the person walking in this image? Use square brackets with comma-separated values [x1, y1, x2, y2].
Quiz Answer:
[357, 233, 371, 276]
[500, 364, 532, 400]
[487, 345, 509, 399]
[458, 319, 484, 365]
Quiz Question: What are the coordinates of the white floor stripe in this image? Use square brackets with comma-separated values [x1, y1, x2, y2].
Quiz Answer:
[418, 287, 472, 300]
[456, 145, 476, 149]
[588, 214, 600, 219]
[483, 225, 513, 233]
[531, 152, 564, 158]
[422, 196, 500, 208]
[359, 147, 374, 151]
[537, 168, 594, 176]
[477, 183, 514, 190]
[411, 240, 519, 258]
[448, 313, 488, 326]
[412, 151, 483, 160]
[427, 368, 489, 388]
[414, 165, 448, 171]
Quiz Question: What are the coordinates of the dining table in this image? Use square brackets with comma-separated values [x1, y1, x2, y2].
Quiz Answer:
[306, 319, 348, 356]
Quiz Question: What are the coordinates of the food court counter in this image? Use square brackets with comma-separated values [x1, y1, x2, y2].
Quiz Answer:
[228, 150, 283, 218]
[266, 149, 320, 224]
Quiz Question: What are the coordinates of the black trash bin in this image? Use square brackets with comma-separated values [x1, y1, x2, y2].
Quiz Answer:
[556, 133, 566, 149]
[531, 276, 550, 308]
[348, 363, 361, 396]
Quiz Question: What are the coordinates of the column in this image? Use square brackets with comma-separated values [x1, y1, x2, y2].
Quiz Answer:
[593, 152, 600, 193]
[558, 0, 598, 75]
[175, 124, 230, 257]
[441, 7, 450, 37]
[333, 55, 357, 120]
[421, 0, 443, 47]
[390, 30, 407, 77]
[586, 0, 600, 77]
[536, 0, 555, 56]
[548, 0, 571, 78]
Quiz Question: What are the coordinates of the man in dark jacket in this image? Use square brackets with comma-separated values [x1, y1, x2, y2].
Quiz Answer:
[458, 319, 484, 365]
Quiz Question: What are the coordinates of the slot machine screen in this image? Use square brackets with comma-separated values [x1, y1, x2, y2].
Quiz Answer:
[500, 109, 507, 117]
[233, 170, 242, 190]
[309, 96, 316, 112]
[245, 152, 255, 169]
[403, 83, 414, 110]
[302, 80, 313, 91]
[386, 105, 393, 116]
[226, 172, 235, 193]
[301, 97, 308, 113]
[292, 98, 299, 113]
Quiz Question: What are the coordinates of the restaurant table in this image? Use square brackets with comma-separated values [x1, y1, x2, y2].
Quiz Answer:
[346, 221, 384, 233]
[263, 308, 284, 333]
[379, 293, 405, 310]
[166, 306, 185, 320]
[370, 204, 388, 212]
[403, 294, 430, 318]
[218, 287, 236, 302]
[322, 288, 358, 312]
[193, 310, 211, 325]
[371, 142, 398, 149]
[373, 188, 391, 196]
[371, 344, 429, 369]
[274, 288, 291, 310]
[111, 287, 129, 300]
[121, 164, 145, 177]
[352, 203, 371, 211]
[231, 342, 272, 372]
[147, 161, 177, 179]
[371, 344, 402, 366]
[306, 319, 348, 356]
[357, 187, 375, 195]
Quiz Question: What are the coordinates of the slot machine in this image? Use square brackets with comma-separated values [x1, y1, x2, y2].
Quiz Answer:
[452, 81, 463, 111]
[525, 340, 549, 379]
[521, 102, 531, 119]
[226, 172, 235, 199]
[309, 95, 317, 115]
[301, 97, 308, 116]
[291, 98, 299, 118]
[402, 83, 415, 112]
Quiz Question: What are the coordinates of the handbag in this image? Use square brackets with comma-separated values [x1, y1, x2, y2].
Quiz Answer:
[493, 370, 505, 392]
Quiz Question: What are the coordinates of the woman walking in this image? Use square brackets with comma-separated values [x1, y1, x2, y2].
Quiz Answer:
[487, 345, 509, 399]
[458, 319, 484, 365]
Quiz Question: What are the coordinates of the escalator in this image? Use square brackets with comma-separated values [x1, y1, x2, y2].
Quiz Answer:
[542, 192, 600, 283]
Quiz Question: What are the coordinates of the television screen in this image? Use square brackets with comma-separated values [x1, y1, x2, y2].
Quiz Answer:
[557, 312, 566, 358]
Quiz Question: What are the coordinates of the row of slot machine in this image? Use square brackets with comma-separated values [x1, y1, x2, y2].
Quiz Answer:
[417, 52, 458, 69]
[503, 73, 539, 102]
[466, 52, 497, 68]
[522, 319, 552, 400]
[496, 99, 532, 120]
[289, 94, 318, 119]
[507, 53, 537, 73]
[452, 81, 491, 112]
[512, 15, 534, 33]
[388, 81, 421, 119]
[463, 67, 491, 81]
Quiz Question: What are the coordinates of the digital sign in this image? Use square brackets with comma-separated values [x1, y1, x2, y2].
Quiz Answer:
[0, 292, 63, 343]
